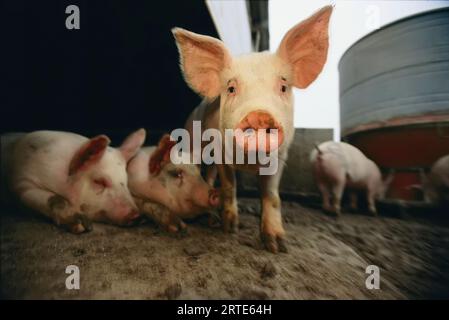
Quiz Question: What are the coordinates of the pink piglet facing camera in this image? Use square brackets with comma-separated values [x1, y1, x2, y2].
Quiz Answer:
[177, 6, 333, 253]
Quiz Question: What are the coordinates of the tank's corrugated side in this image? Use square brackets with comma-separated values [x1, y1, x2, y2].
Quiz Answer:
[339, 8, 449, 136]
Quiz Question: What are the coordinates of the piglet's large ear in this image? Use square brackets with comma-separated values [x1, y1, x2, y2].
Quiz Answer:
[69, 135, 110, 176]
[120, 128, 146, 162]
[277, 5, 333, 89]
[149, 134, 177, 175]
[172, 27, 231, 99]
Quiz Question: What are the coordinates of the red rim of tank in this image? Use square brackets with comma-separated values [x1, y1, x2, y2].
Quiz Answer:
[344, 116, 449, 201]
[342, 113, 449, 137]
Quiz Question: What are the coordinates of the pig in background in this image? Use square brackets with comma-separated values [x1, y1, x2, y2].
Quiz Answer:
[418, 154, 449, 207]
[310, 141, 394, 216]
[175, 6, 333, 253]
[127, 134, 220, 233]
[1, 129, 145, 233]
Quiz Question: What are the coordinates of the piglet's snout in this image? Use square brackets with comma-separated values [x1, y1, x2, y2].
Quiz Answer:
[235, 111, 284, 153]
[208, 189, 220, 208]
[114, 197, 141, 226]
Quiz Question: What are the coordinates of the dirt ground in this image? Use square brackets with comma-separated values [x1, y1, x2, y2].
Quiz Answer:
[1, 198, 449, 299]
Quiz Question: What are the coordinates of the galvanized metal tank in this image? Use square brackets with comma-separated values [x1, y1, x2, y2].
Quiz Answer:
[339, 7, 449, 201]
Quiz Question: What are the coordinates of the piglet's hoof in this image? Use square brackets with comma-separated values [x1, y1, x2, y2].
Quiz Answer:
[165, 226, 189, 239]
[162, 215, 187, 236]
[66, 213, 93, 234]
[323, 207, 340, 218]
[261, 233, 288, 254]
[166, 220, 187, 234]
[77, 213, 93, 232]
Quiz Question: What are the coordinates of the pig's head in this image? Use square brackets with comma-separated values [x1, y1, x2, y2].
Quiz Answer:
[173, 6, 332, 155]
[376, 169, 395, 200]
[148, 134, 220, 216]
[68, 129, 146, 226]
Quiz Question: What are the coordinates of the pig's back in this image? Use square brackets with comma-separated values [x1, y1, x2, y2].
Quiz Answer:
[312, 141, 363, 164]
[312, 141, 371, 184]
[10, 131, 89, 192]
[338, 142, 382, 185]
[13, 130, 88, 162]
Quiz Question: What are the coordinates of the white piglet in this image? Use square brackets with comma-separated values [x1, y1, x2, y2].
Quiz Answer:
[4, 129, 146, 233]
[310, 141, 393, 216]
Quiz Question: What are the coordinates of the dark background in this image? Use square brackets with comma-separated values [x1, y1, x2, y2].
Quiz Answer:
[2, 0, 220, 145]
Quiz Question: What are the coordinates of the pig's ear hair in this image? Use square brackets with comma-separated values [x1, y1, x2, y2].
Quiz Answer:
[120, 128, 146, 162]
[149, 134, 177, 175]
[276, 5, 333, 89]
[69, 135, 111, 176]
[172, 27, 231, 99]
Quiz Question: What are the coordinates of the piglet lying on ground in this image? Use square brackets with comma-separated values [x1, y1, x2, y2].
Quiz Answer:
[2, 129, 146, 233]
[127, 134, 220, 233]
[310, 141, 393, 216]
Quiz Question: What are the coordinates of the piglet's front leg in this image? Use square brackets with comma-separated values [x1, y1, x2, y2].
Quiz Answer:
[259, 166, 287, 254]
[18, 187, 92, 233]
[46, 194, 93, 233]
[137, 199, 186, 233]
[217, 164, 238, 233]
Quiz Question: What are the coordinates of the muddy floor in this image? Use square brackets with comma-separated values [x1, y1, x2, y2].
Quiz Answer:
[1, 198, 449, 299]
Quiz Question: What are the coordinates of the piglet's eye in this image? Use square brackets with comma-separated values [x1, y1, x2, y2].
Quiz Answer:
[227, 86, 235, 94]
[281, 85, 287, 93]
[175, 170, 184, 179]
[168, 169, 183, 179]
